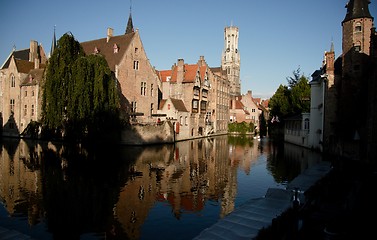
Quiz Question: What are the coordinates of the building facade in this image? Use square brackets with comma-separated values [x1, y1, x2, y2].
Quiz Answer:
[157, 57, 215, 140]
[80, 15, 159, 124]
[0, 40, 47, 136]
[308, 0, 376, 163]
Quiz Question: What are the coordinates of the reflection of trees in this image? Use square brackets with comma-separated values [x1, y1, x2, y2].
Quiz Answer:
[228, 135, 254, 147]
[41, 143, 132, 239]
[266, 142, 323, 184]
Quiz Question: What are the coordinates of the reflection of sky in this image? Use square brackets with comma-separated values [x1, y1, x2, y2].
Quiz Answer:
[235, 154, 286, 208]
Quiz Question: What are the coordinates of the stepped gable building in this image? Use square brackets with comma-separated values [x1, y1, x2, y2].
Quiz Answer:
[80, 13, 159, 124]
[311, 0, 376, 163]
[157, 56, 219, 140]
[0, 40, 48, 136]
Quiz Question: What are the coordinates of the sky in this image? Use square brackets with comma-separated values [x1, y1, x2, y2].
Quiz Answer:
[1, 0, 376, 99]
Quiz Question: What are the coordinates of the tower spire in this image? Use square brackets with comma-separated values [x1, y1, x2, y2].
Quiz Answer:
[50, 25, 56, 58]
[125, 0, 134, 34]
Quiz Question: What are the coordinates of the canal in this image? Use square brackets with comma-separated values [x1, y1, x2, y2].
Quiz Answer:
[0, 135, 322, 240]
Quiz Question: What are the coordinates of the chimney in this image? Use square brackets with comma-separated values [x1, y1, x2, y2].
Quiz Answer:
[177, 59, 184, 83]
[198, 56, 205, 66]
[34, 58, 40, 69]
[29, 40, 38, 62]
[107, 27, 113, 43]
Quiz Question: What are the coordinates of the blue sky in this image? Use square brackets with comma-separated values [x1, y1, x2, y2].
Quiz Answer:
[1, 0, 376, 99]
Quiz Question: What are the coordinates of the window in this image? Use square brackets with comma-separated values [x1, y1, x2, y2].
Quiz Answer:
[11, 74, 15, 87]
[32, 90, 34, 96]
[200, 101, 206, 111]
[168, 104, 170, 110]
[304, 118, 310, 130]
[185, 116, 188, 126]
[180, 116, 183, 125]
[355, 22, 362, 32]
[24, 91, 27, 97]
[135, 47, 138, 53]
[150, 103, 153, 116]
[151, 84, 154, 96]
[10, 99, 15, 113]
[194, 88, 199, 96]
[141, 82, 146, 95]
[354, 42, 361, 52]
[131, 101, 137, 113]
[252, 109, 255, 113]
[31, 105, 34, 116]
[202, 89, 208, 98]
[113, 44, 119, 53]
[24, 105, 27, 116]
[133, 60, 139, 70]
[192, 100, 199, 112]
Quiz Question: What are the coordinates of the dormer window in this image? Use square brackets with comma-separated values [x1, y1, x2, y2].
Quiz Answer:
[113, 44, 119, 53]
[94, 47, 99, 54]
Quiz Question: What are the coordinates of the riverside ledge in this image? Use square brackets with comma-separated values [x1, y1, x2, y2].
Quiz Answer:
[194, 161, 332, 240]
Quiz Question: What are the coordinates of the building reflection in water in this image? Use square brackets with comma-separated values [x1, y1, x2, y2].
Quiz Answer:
[0, 136, 322, 239]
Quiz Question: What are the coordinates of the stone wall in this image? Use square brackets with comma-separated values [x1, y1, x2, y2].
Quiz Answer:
[120, 121, 174, 145]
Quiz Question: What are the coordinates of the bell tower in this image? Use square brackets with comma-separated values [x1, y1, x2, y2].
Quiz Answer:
[341, 0, 373, 78]
[221, 24, 241, 96]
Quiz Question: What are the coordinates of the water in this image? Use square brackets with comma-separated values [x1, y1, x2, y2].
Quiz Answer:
[0, 135, 322, 239]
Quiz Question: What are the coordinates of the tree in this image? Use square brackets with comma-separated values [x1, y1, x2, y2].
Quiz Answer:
[269, 84, 291, 118]
[42, 32, 85, 132]
[290, 76, 310, 113]
[42, 32, 120, 142]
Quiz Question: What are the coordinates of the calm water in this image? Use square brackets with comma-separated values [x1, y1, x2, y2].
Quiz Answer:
[0, 135, 322, 240]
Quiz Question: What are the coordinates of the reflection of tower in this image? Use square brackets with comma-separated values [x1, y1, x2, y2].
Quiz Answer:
[221, 24, 241, 96]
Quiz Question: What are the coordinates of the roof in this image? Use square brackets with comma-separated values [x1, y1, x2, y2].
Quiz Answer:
[159, 98, 188, 112]
[80, 32, 136, 72]
[157, 70, 172, 82]
[160, 61, 208, 84]
[1, 49, 29, 69]
[14, 59, 45, 74]
[343, 0, 373, 23]
[21, 68, 45, 86]
[171, 98, 188, 112]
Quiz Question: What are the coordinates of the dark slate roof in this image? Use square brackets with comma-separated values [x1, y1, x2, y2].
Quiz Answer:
[80, 32, 136, 72]
[1, 49, 29, 69]
[343, 0, 373, 23]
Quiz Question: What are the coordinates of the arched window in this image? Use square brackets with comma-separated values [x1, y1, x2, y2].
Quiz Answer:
[10, 74, 15, 87]
[355, 22, 362, 32]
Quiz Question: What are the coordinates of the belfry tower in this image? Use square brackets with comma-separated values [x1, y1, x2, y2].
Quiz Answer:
[337, 0, 374, 160]
[221, 25, 241, 96]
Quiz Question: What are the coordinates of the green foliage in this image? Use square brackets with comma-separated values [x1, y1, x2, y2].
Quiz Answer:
[269, 67, 310, 119]
[228, 122, 255, 134]
[259, 113, 267, 137]
[269, 84, 291, 117]
[290, 76, 310, 113]
[42, 32, 120, 142]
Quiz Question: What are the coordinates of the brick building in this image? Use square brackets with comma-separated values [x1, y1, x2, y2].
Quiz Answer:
[81, 13, 160, 124]
[310, 0, 376, 163]
[157, 56, 218, 140]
